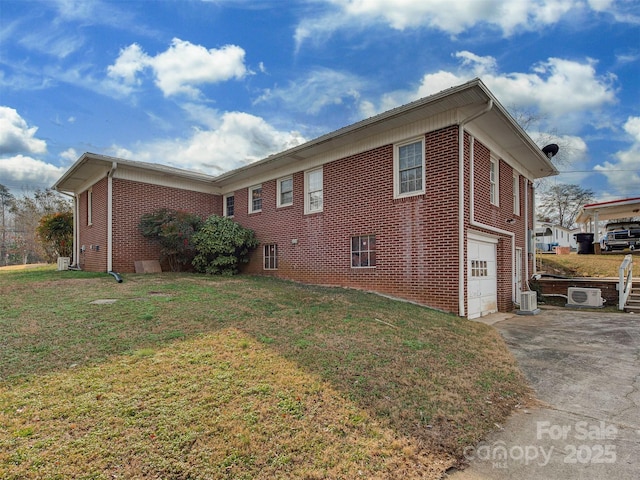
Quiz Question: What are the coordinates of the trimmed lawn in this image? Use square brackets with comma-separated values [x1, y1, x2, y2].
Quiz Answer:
[1, 267, 531, 479]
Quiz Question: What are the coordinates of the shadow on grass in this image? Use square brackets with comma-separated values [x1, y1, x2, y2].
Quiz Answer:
[0, 268, 530, 465]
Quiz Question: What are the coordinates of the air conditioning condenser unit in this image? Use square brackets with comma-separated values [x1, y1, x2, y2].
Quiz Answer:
[517, 291, 540, 315]
[566, 287, 604, 308]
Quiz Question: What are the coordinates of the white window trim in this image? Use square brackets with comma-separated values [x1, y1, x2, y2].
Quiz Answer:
[87, 188, 93, 226]
[248, 184, 262, 214]
[276, 175, 293, 208]
[490, 156, 499, 206]
[513, 172, 520, 216]
[304, 167, 323, 214]
[393, 137, 426, 199]
[223, 193, 234, 217]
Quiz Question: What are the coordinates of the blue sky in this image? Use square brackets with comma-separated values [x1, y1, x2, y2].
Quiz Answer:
[1, 0, 639, 202]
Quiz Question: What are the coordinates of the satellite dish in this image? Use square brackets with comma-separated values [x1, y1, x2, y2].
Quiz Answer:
[542, 144, 559, 158]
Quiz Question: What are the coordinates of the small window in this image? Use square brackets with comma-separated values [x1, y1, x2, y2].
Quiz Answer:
[249, 185, 262, 213]
[394, 138, 425, 198]
[351, 235, 376, 268]
[490, 157, 499, 206]
[305, 168, 323, 214]
[87, 188, 93, 225]
[277, 176, 293, 207]
[263, 244, 277, 270]
[513, 172, 520, 216]
[471, 260, 488, 277]
[224, 194, 234, 217]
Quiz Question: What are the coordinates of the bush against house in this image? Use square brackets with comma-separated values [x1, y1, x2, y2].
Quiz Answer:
[139, 209, 202, 272]
[192, 215, 258, 275]
[36, 211, 73, 262]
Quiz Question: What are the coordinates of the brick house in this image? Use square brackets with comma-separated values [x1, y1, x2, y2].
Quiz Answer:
[54, 79, 557, 318]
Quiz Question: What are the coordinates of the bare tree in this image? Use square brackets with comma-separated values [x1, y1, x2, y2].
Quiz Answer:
[537, 184, 595, 229]
[9, 189, 72, 264]
[0, 184, 16, 265]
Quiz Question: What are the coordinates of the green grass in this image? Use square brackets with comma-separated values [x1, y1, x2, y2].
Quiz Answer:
[0, 266, 531, 479]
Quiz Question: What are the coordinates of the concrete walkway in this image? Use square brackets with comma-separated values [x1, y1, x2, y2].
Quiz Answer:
[449, 309, 640, 480]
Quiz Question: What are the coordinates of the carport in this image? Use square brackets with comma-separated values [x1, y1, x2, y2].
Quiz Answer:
[576, 197, 640, 245]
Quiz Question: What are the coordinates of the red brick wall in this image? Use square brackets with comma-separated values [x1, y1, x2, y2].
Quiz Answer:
[234, 126, 462, 313]
[468, 138, 530, 312]
[77, 178, 108, 272]
[111, 179, 220, 273]
[76, 126, 535, 316]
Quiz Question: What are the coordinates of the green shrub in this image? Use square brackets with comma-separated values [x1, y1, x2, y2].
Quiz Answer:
[192, 215, 258, 275]
[37, 211, 73, 261]
[139, 209, 202, 271]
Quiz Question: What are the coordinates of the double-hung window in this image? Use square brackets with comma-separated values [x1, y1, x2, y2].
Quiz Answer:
[224, 194, 235, 217]
[87, 188, 93, 225]
[248, 185, 262, 213]
[277, 176, 293, 207]
[394, 138, 425, 198]
[490, 157, 499, 206]
[304, 167, 323, 214]
[263, 244, 277, 270]
[351, 235, 376, 268]
[513, 172, 520, 215]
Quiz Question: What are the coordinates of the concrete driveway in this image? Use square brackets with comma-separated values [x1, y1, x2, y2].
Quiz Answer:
[449, 309, 640, 480]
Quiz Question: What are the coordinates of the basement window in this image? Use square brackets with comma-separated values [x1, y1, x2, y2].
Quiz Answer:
[263, 244, 277, 270]
[351, 235, 376, 268]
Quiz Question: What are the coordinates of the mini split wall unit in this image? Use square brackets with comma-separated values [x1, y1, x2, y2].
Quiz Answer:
[53, 79, 559, 319]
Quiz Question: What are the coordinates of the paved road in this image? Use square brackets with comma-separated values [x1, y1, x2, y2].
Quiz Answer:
[449, 309, 640, 480]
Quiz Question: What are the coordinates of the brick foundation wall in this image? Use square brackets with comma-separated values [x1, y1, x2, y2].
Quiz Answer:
[530, 277, 620, 306]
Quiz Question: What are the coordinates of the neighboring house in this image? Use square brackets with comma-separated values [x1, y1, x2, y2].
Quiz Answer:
[54, 79, 557, 319]
[535, 222, 576, 252]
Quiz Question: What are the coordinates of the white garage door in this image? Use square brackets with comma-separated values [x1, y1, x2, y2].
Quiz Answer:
[467, 235, 498, 319]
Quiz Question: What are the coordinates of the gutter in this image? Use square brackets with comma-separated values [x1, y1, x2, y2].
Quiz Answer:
[458, 99, 493, 317]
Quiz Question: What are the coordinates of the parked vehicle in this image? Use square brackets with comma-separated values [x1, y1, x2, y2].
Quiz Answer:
[602, 223, 640, 251]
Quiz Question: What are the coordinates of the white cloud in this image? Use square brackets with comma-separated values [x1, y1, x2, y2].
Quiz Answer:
[112, 111, 305, 174]
[0, 155, 66, 190]
[296, 0, 584, 48]
[60, 148, 78, 162]
[0, 107, 47, 155]
[594, 116, 640, 196]
[107, 38, 248, 97]
[256, 68, 365, 114]
[360, 53, 617, 133]
[107, 43, 148, 86]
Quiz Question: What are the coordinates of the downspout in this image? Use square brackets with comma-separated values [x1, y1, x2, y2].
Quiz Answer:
[107, 162, 117, 273]
[524, 178, 529, 283]
[532, 183, 537, 274]
[458, 99, 493, 317]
